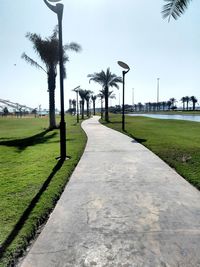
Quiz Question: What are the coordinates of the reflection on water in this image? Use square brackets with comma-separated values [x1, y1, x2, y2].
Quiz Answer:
[128, 114, 200, 122]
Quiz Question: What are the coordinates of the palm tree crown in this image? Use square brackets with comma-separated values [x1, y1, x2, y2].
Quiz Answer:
[162, 0, 192, 21]
[190, 96, 198, 110]
[88, 68, 122, 89]
[22, 28, 81, 129]
[88, 68, 122, 122]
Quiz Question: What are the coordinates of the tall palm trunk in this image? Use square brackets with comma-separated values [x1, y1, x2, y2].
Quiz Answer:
[186, 101, 189, 111]
[193, 101, 195, 111]
[79, 101, 82, 117]
[105, 86, 109, 122]
[48, 68, 56, 129]
[86, 100, 90, 117]
[81, 99, 85, 119]
[93, 100, 96, 115]
[101, 97, 103, 119]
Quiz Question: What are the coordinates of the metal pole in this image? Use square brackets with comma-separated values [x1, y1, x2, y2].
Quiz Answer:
[43, 1, 66, 160]
[76, 91, 79, 123]
[122, 71, 125, 131]
[57, 4, 66, 159]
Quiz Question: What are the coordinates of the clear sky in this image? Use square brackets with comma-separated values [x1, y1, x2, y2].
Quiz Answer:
[1, 0, 200, 110]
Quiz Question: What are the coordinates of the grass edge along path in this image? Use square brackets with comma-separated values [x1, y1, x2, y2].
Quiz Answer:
[100, 113, 200, 190]
[0, 116, 87, 267]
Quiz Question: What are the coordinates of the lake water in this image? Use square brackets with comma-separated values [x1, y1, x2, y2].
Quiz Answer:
[127, 114, 200, 123]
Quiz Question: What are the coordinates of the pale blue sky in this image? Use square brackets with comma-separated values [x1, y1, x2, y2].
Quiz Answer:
[1, 0, 200, 110]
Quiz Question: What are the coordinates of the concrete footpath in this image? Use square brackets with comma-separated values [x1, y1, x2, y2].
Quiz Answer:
[21, 116, 200, 267]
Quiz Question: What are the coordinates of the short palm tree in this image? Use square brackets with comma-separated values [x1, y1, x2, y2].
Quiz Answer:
[180, 96, 186, 110]
[97, 92, 104, 119]
[22, 28, 81, 129]
[84, 90, 93, 117]
[79, 89, 86, 119]
[190, 96, 198, 111]
[88, 68, 122, 122]
[91, 95, 97, 115]
[185, 96, 190, 110]
[79, 89, 92, 119]
[167, 100, 172, 110]
[169, 97, 177, 109]
[162, 0, 192, 21]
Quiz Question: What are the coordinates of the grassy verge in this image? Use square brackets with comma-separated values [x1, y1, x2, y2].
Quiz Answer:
[101, 113, 200, 190]
[129, 110, 200, 115]
[0, 115, 87, 266]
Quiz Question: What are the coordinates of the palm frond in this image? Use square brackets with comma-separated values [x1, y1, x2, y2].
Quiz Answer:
[162, 0, 192, 21]
[21, 53, 47, 73]
[88, 68, 122, 89]
[63, 42, 82, 52]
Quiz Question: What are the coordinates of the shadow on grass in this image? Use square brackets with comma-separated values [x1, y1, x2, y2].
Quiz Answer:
[123, 130, 147, 144]
[0, 130, 57, 152]
[0, 158, 65, 260]
[100, 120, 121, 125]
[108, 121, 121, 124]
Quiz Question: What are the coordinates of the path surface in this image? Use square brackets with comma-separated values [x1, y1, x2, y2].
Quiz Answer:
[21, 116, 200, 267]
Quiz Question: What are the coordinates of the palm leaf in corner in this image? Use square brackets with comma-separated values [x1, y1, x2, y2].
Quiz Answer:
[162, 0, 192, 21]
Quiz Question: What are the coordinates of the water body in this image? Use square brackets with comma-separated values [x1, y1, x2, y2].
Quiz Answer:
[128, 114, 200, 122]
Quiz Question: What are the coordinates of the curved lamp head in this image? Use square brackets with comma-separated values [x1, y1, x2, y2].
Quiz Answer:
[73, 86, 80, 92]
[117, 61, 130, 70]
[43, 0, 63, 15]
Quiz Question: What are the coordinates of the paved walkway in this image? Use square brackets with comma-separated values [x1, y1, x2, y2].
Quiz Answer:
[21, 116, 200, 267]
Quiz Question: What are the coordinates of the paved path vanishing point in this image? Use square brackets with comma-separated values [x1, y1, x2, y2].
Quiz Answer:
[20, 116, 200, 267]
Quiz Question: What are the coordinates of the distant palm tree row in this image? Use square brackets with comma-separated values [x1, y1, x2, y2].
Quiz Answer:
[133, 96, 198, 112]
[68, 68, 122, 121]
[88, 68, 122, 122]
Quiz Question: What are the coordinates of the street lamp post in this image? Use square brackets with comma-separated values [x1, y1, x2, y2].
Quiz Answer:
[43, 0, 66, 159]
[117, 61, 130, 131]
[72, 86, 80, 123]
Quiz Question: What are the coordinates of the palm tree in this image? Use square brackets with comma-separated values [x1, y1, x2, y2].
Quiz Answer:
[169, 98, 177, 109]
[88, 68, 122, 122]
[180, 97, 186, 110]
[161, 101, 167, 111]
[97, 92, 104, 119]
[185, 96, 190, 110]
[79, 89, 86, 119]
[162, 0, 192, 21]
[190, 96, 198, 111]
[84, 90, 93, 117]
[69, 99, 72, 110]
[137, 102, 143, 112]
[167, 100, 172, 110]
[72, 99, 76, 111]
[22, 28, 81, 129]
[91, 95, 97, 115]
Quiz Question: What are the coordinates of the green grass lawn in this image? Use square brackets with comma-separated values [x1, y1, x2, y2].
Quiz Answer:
[130, 110, 200, 115]
[101, 113, 200, 190]
[0, 115, 87, 266]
